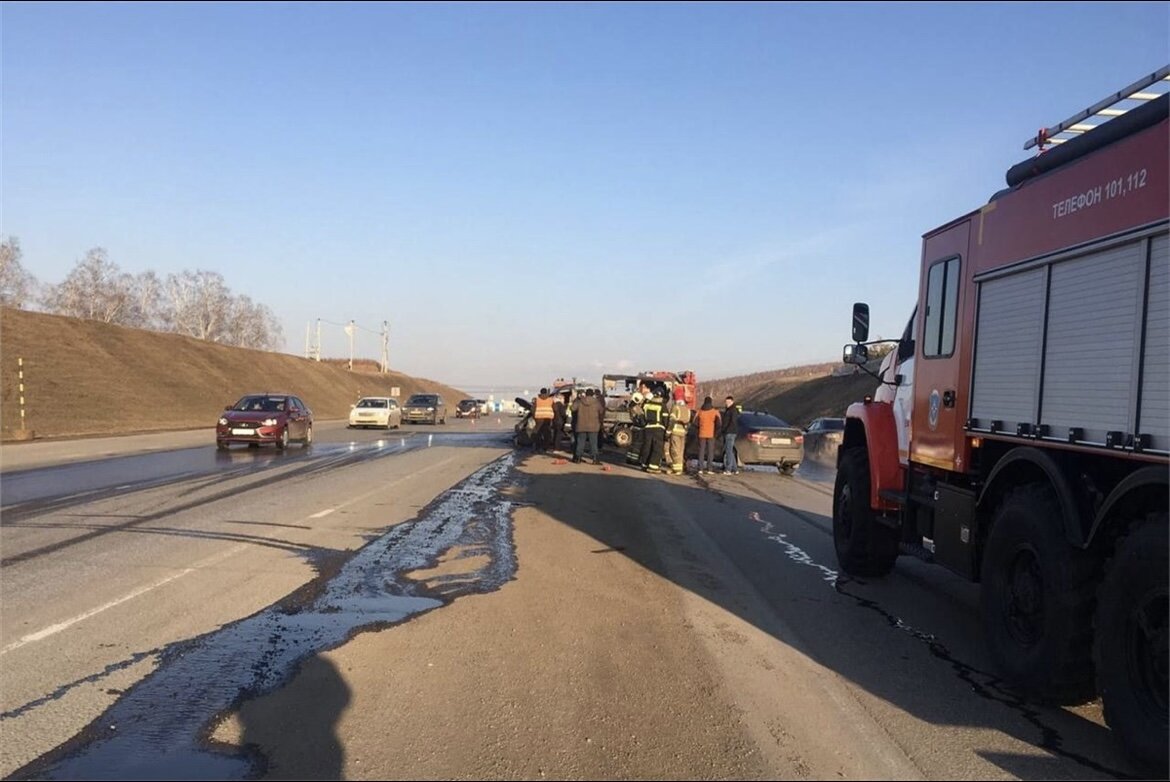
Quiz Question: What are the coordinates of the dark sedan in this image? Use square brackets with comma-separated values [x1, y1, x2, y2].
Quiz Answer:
[216, 393, 313, 450]
[803, 417, 845, 462]
[402, 393, 447, 425]
[687, 411, 804, 472]
[455, 398, 481, 418]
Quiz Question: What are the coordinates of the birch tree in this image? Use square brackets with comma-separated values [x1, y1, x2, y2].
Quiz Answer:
[162, 269, 231, 341]
[42, 248, 136, 323]
[0, 237, 37, 309]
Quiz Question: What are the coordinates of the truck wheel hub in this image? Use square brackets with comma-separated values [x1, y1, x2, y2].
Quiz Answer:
[1130, 589, 1169, 713]
[1006, 548, 1043, 645]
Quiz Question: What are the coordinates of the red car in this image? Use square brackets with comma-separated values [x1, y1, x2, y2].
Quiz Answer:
[216, 393, 313, 450]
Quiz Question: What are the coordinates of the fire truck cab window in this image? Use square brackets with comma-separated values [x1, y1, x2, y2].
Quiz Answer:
[923, 257, 960, 358]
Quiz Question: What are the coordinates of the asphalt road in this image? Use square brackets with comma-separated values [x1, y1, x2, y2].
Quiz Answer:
[0, 421, 1149, 780]
[0, 418, 515, 778]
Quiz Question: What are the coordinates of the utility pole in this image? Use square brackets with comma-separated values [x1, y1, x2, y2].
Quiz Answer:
[345, 320, 355, 371]
[380, 320, 390, 374]
[315, 319, 322, 362]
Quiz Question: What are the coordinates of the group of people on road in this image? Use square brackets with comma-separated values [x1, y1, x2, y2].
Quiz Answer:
[694, 394, 741, 474]
[530, 386, 606, 465]
[530, 382, 743, 475]
[624, 384, 743, 476]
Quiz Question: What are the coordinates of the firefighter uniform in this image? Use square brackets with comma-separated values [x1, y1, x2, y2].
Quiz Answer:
[666, 398, 691, 475]
[638, 394, 667, 472]
[625, 393, 646, 464]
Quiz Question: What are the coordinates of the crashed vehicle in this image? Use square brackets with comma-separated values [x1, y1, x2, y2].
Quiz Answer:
[512, 397, 536, 448]
[552, 379, 602, 439]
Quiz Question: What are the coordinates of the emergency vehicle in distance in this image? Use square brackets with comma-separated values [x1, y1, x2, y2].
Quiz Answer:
[838, 68, 1168, 771]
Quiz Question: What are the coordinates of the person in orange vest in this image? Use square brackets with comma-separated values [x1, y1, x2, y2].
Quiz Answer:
[532, 389, 555, 453]
[694, 396, 722, 475]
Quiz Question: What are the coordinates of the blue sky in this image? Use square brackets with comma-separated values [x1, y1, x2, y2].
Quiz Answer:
[4, 2, 1168, 392]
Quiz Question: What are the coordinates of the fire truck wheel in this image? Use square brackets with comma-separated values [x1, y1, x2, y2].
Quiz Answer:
[832, 447, 898, 577]
[980, 484, 1098, 704]
[613, 427, 633, 449]
[1093, 514, 1168, 773]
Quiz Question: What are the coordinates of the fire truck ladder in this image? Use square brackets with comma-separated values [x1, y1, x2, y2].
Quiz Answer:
[1025, 65, 1170, 151]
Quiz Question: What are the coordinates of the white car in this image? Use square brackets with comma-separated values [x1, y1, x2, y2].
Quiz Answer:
[348, 397, 402, 430]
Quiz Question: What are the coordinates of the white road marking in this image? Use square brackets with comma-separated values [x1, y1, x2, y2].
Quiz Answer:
[0, 544, 247, 657]
[303, 455, 458, 522]
[4, 453, 466, 656]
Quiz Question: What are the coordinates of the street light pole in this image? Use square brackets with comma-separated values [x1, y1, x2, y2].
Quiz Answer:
[346, 320, 355, 371]
[381, 320, 389, 374]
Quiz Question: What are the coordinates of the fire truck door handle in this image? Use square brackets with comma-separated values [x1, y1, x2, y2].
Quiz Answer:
[942, 390, 956, 408]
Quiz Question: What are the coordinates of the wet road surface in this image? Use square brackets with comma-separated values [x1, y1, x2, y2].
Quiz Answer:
[0, 424, 512, 778]
[9, 455, 518, 780]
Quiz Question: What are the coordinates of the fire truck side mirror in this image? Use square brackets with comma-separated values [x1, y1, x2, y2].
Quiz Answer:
[843, 343, 869, 365]
[852, 302, 870, 343]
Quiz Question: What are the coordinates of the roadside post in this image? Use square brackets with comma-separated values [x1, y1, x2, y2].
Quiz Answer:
[15, 357, 34, 440]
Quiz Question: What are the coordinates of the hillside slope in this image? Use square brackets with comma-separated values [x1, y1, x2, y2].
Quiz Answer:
[754, 368, 881, 427]
[0, 308, 466, 440]
[698, 362, 839, 408]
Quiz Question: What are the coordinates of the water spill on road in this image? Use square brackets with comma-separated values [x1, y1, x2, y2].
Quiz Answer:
[748, 511, 839, 585]
[746, 509, 1136, 779]
[1, 431, 512, 513]
[12, 453, 519, 781]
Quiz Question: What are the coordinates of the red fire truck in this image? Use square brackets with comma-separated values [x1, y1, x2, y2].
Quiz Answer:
[838, 69, 1168, 770]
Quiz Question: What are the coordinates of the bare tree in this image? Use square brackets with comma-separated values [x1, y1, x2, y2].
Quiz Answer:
[126, 270, 163, 330]
[0, 236, 37, 309]
[218, 295, 284, 350]
[162, 269, 231, 341]
[27, 248, 284, 352]
[42, 247, 140, 323]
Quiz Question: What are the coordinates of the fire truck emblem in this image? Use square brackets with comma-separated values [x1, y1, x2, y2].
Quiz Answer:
[928, 389, 942, 431]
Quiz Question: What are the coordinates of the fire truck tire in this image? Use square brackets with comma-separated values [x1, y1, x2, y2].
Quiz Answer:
[980, 484, 1098, 704]
[613, 427, 633, 450]
[832, 447, 898, 577]
[1093, 514, 1168, 773]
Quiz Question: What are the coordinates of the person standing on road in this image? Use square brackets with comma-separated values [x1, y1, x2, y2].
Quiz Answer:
[638, 388, 667, 473]
[625, 391, 646, 465]
[551, 391, 569, 453]
[695, 396, 721, 474]
[533, 389, 555, 453]
[665, 386, 691, 475]
[720, 395, 741, 474]
[597, 390, 607, 454]
[572, 388, 604, 464]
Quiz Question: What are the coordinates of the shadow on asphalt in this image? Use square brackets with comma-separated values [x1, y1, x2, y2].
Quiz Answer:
[517, 450, 1144, 782]
[238, 655, 350, 779]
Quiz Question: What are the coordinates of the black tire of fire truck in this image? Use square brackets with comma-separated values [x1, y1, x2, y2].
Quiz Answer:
[980, 484, 1099, 704]
[1093, 513, 1168, 774]
[613, 427, 633, 450]
[832, 447, 898, 577]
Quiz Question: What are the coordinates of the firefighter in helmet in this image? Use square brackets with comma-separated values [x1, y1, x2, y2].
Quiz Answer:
[638, 386, 668, 473]
[666, 385, 691, 475]
[624, 391, 646, 464]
